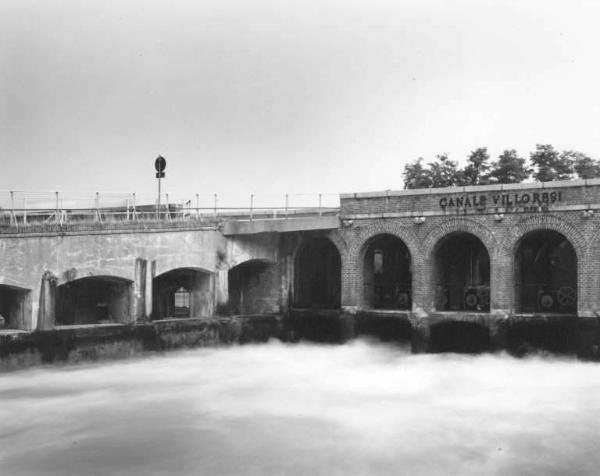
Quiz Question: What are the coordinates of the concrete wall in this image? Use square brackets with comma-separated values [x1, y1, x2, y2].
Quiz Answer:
[0, 229, 282, 330]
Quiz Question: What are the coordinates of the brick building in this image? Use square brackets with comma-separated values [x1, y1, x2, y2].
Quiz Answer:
[286, 179, 600, 352]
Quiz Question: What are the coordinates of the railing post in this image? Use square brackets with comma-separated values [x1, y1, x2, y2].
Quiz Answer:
[9, 191, 16, 226]
[196, 193, 200, 221]
[23, 197, 27, 225]
[214, 193, 218, 220]
[132, 193, 138, 220]
[165, 193, 171, 221]
[55, 191, 60, 224]
[250, 194, 254, 221]
[285, 193, 289, 219]
[95, 192, 102, 223]
[318, 193, 322, 216]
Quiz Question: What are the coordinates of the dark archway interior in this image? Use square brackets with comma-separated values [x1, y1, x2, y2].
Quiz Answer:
[434, 233, 490, 312]
[516, 231, 577, 313]
[363, 234, 411, 309]
[507, 322, 580, 355]
[430, 321, 491, 353]
[56, 276, 131, 325]
[228, 261, 278, 315]
[0, 285, 31, 329]
[355, 315, 412, 342]
[153, 268, 211, 319]
[295, 237, 341, 309]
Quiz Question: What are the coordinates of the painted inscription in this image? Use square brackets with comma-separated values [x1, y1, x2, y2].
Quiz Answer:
[439, 191, 563, 211]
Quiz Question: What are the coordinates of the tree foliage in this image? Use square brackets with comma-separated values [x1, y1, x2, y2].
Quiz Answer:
[428, 154, 460, 188]
[563, 150, 600, 179]
[403, 158, 433, 189]
[402, 144, 600, 189]
[461, 147, 491, 186]
[530, 144, 572, 182]
[487, 149, 530, 184]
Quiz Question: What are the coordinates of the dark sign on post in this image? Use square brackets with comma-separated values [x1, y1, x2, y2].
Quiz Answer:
[155, 156, 166, 174]
[155, 155, 166, 218]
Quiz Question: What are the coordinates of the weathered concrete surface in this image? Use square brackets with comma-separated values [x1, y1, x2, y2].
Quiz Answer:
[222, 215, 339, 235]
[0, 316, 284, 371]
[0, 229, 284, 330]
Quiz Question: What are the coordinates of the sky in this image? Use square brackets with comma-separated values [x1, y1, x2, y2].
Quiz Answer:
[2, 0, 600, 207]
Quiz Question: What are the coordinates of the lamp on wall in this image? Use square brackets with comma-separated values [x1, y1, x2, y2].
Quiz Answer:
[493, 213, 504, 222]
[582, 209, 594, 218]
[413, 216, 426, 224]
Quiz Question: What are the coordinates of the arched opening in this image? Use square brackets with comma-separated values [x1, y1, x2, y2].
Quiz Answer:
[294, 237, 341, 309]
[362, 234, 411, 309]
[228, 260, 278, 315]
[515, 230, 577, 314]
[0, 284, 31, 329]
[153, 268, 211, 319]
[434, 233, 490, 312]
[56, 276, 132, 325]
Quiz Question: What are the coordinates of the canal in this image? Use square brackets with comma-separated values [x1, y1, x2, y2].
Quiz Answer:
[1, 340, 599, 475]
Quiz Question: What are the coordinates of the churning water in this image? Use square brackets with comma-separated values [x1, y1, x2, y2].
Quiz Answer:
[1, 341, 600, 476]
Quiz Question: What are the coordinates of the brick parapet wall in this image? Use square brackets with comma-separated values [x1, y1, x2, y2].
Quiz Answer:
[340, 180, 600, 218]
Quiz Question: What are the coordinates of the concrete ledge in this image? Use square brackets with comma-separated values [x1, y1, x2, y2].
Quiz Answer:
[223, 215, 340, 235]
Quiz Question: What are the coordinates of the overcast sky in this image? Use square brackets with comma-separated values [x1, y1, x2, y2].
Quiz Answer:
[2, 0, 600, 206]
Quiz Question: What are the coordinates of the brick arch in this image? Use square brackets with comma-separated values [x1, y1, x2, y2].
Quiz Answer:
[502, 214, 587, 263]
[344, 223, 418, 309]
[347, 222, 419, 259]
[325, 230, 349, 258]
[505, 214, 585, 315]
[421, 217, 497, 259]
[420, 218, 495, 313]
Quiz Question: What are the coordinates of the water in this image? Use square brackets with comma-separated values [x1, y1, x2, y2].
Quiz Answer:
[1, 341, 600, 476]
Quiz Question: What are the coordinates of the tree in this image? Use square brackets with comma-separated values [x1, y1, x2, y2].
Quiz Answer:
[488, 149, 530, 184]
[403, 158, 433, 189]
[461, 147, 491, 186]
[561, 150, 600, 179]
[530, 144, 572, 182]
[428, 154, 460, 188]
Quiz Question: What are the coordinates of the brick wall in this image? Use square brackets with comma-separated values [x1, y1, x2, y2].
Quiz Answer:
[335, 180, 600, 318]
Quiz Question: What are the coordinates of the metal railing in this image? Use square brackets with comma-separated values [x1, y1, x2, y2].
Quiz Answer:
[0, 190, 340, 234]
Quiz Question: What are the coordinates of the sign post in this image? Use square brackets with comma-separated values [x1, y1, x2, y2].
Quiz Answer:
[155, 155, 166, 219]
